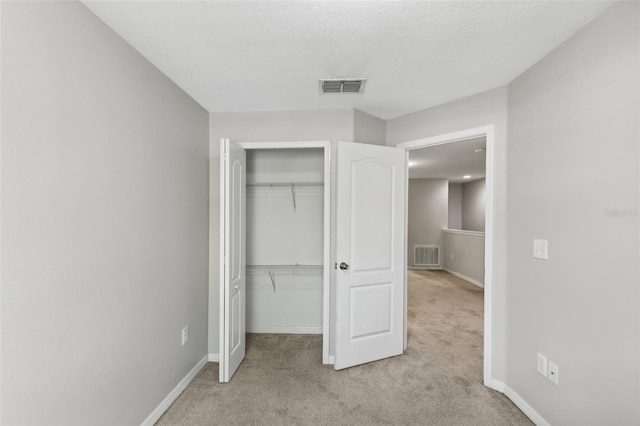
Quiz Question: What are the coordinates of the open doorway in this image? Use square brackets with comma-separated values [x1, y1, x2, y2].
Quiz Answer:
[407, 136, 486, 284]
[399, 126, 495, 387]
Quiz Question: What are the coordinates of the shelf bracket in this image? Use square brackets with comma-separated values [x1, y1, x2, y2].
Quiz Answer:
[267, 269, 276, 292]
[289, 183, 296, 212]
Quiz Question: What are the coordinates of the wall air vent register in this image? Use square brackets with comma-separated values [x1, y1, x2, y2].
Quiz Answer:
[414, 245, 441, 267]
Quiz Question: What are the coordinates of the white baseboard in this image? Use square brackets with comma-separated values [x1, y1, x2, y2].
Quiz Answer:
[328, 355, 335, 365]
[443, 268, 484, 288]
[141, 355, 208, 426]
[208, 353, 219, 362]
[504, 385, 551, 426]
[408, 266, 442, 270]
[490, 379, 505, 393]
[246, 326, 323, 334]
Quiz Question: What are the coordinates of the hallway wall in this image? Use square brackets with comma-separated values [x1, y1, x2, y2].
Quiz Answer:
[505, 2, 639, 424]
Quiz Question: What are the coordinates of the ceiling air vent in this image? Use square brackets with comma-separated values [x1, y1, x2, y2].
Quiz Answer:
[319, 78, 367, 94]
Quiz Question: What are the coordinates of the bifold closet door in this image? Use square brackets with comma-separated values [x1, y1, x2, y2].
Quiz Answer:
[219, 138, 246, 383]
[334, 141, 406, 370]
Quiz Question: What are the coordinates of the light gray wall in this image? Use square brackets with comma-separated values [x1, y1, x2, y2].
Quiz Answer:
[208, 109, 354, 354]
[461, 178, 485, 232]
[442, 231, 485, 286]
[506, 2, 639, 425]
[1, 2, 209, 424]
[353, 109, 386, 145]
[386, 86, 508, 382]
[211, 110, 354, 143]
[448, 183, 462, 229]
[407, 179, 449, 267]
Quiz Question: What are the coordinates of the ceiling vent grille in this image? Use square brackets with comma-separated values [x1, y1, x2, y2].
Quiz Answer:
[320, 78, 366, 94]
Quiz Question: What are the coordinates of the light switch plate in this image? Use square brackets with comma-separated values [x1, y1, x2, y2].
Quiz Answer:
[181, 326, 189, 346]
[537, 353, 548, 377]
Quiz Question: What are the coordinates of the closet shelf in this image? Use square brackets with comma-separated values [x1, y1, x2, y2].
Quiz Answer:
[246, 182, 323, 212]
[246, 264, 323, 292]
[246, 182, 324, 188]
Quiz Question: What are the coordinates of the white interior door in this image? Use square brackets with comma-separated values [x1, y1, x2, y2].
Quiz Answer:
[334, 141, 406, 370]
[219, 138, 246, 382]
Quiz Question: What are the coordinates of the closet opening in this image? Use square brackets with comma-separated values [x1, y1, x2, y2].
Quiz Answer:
[218, 141, 332, 382]
[245, 148, 325, 337]
[220, 139, 408, 381]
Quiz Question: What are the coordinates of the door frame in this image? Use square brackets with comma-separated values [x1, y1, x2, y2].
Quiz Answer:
[398, 125, 495, 388]
[219, 140, 332, 366]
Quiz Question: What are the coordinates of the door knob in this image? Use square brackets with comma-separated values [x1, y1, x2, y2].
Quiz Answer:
[339, 262, 349, 270]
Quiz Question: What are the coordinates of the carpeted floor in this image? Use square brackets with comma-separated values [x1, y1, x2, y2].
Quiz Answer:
[157, 270, 532, 425]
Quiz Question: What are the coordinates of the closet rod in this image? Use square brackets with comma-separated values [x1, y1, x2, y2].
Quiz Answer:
[246, 182, 324, 188]
[247, 182, 324, 188]
[246, 264, 323, 273]
[246, 182, 323, 211]
[246, 264, 323, 292]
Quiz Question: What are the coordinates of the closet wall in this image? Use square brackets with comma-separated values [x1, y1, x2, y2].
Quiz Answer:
[245, 149, 325, 333]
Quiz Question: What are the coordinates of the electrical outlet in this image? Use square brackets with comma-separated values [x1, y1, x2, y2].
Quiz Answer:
[537, 353, 547, 377]
[181, 326, 189, 346]
[533, 239, 549, 260]
[450, 253, 454, 261]
[548, 361, 559, 385]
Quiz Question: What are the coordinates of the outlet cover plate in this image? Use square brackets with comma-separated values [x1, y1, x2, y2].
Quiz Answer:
[548, 361, 559, 385]
[533, 239, 549, 260]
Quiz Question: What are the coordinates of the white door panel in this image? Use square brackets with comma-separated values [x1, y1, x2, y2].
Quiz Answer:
[350, 159, 394, 272]
[334, 141, 406, 370]
[220, 138, 246, 382]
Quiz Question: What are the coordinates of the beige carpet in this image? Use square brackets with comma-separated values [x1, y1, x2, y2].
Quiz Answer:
[157, 270, 532, 425]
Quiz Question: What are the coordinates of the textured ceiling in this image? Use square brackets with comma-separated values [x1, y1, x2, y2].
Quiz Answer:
[409, 137, 486, 183]
[84, 1, 612, 120]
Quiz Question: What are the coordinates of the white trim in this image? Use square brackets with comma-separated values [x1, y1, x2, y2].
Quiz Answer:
[208, 353, 219, 362]
[504, 385, 551, 426]
[322, 142, 332, 364]
[484, 125, 495, 388]
[328, 355, 335, 365]
[442, 228, 485, 237]
[490, 379, 505, 393]
[218, 140, 333, 371]
[140, 355, 208, 426]
[443, 268, 484, 288]
[0, 3, 3, 419]
[398, 126, 492, 150]
[238, 141, 329, 150]
[218, 138, 227, 382]
[398, 124, 495, 388]
[207, 133, 218, 384]
[403, 149, 409, 351]
[246, 326, 323, 334]
[408, 266, 443, 271]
